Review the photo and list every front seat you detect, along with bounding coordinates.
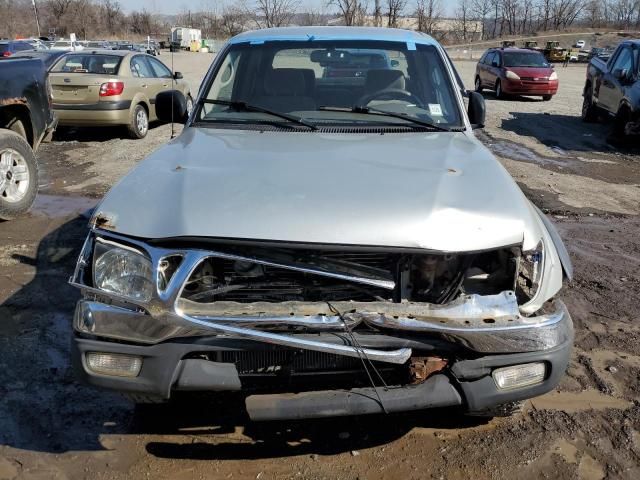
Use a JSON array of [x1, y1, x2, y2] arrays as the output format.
[[254, 69, 316, 113], [360, 69, 406, 100]]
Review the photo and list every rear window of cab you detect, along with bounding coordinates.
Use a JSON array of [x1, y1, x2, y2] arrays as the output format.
[[51, 54, 122, 75]]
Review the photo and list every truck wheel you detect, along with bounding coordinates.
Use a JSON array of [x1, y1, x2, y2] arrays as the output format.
[[127, 104, 149, 139], [0, 130, 38, 220], [581, 86, 598, 123], [612, 106, 631, 139], [474, 76, 483, 93]]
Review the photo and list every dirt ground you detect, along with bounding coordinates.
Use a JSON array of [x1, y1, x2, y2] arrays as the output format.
[[1, 52, 639, 480]]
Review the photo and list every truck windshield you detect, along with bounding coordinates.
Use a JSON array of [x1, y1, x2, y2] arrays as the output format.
[[503, 52, 549, 68], [198, 40, 463, 129]]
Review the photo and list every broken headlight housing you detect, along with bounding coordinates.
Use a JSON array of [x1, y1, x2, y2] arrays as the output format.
[[516, 240, 544, 303], [93, 240, 153, 301]]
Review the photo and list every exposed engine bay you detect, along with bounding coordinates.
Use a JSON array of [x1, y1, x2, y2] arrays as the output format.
[[176, 245, 530, 306]]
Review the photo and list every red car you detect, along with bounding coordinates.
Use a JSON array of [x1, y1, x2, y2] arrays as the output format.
[[475, 48, 559, 101]]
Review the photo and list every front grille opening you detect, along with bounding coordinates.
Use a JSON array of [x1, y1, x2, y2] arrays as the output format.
[[185, 349, 411, 392]]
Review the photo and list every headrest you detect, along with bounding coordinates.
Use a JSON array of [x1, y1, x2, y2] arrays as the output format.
[[264, 69, 307, 96], [364, 69, 405, 93]]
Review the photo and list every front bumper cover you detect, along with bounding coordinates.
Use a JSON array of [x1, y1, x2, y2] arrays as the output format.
[[72, 333, 572, 419]]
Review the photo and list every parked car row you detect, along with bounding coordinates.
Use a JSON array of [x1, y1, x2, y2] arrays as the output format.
[[0, 38, 162, 56]]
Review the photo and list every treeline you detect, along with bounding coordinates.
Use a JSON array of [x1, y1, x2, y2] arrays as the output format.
[[1, 0, 639, 43], [458, 0, 640, 40], [0, 0, 163, 39]]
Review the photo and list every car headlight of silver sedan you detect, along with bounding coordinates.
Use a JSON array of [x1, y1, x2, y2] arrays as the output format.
[[93, 240, 153, 301]]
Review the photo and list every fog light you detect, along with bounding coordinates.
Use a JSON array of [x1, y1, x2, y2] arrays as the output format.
[[86, 352, 142, 377], [492, 363, 546, 390]]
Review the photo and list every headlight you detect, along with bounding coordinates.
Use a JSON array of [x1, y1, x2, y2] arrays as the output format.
[[516, 240, 544, 303], [93, 240, 153, 301], [549, 71, 558, 81], [505, 70, 521, 80]]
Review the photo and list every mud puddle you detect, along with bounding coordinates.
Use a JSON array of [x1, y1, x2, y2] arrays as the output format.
[[480, 133, 640, 188], [30, 194, 97, 219]]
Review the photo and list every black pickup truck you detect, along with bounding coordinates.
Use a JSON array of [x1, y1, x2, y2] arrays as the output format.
[[0, 56, 57, 220], [582, 40, 640, 138]]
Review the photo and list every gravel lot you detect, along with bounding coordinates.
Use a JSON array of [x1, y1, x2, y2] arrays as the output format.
[[0, 51, 639, 480]]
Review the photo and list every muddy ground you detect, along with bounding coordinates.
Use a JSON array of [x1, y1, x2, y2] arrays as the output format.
[[0, 53, 639, 480]]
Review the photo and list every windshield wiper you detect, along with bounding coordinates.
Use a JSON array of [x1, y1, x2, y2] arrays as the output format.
[[202, 99, 317, 130], [318, 105, 459, 132]]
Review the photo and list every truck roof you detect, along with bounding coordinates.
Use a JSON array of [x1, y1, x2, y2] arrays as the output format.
[[229, 27, 438, 47]]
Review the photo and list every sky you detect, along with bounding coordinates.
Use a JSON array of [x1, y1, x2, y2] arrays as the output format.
[[120, 0, 458, 16]]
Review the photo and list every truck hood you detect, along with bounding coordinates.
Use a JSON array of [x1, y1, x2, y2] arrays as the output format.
[[94, 127, 542, 251]]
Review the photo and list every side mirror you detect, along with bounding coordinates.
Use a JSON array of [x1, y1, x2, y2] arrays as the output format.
[[173, 71, 183, 80], [613, 68, 628, 81], [467, 91, 486, 129], [155, 90, 188, 124]]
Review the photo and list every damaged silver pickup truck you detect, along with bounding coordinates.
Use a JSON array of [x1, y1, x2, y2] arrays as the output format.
[[70, 27, 574, 420]]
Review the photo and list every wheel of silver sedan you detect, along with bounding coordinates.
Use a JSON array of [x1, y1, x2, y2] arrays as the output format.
[[0, 147, 30, 203]]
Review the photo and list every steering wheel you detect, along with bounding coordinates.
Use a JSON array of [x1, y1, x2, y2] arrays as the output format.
[[358, 88, 424, 108]]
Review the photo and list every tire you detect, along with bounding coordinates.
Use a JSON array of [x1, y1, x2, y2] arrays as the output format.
[[474, 76, 483, 93], [612, 106, 631, 139], [185, 94, 194, 117], [495, 80, 505, 99], [127, 104, 149, 139], [0, 129, 38, 220], [542, 95, 552, 101], [581, 86, 598, 123]]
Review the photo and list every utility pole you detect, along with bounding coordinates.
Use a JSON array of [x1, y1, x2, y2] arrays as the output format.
[[32, 0, 42, 37]]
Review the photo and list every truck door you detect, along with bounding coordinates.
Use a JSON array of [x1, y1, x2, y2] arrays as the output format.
[[599, 46, 634, 115]]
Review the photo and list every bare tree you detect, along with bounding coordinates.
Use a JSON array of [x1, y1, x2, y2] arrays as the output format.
[[415, 0, 441, 35], [453, 0, 472, 42], [373, 0, 383, 25], [254, 0, 299, 27], [220, 6, 248, 37], [471, 0, 491, 39], [385, 0, 407, 27], [299, 8, 325, 25], [101, 0, 123, 36], [328, 0, 368, 26]]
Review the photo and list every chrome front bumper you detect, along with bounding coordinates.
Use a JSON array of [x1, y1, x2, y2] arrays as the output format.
[[71, 232, 574, 364]]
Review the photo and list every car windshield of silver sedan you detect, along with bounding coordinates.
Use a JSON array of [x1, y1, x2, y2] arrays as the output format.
[[196, 40, 463, 129]]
